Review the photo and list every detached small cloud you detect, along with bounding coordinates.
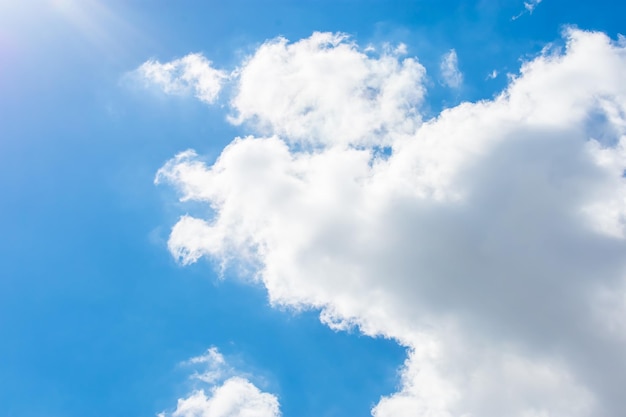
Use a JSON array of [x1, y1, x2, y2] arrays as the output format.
[[487, 69, 498, 79], [159, 347, 281, 417], [440, 49, 463, 88], [185, 347, 229, 384], [525, 0, 543, 13], [136, 53, 226, 104], [513, 0, 543, 19]]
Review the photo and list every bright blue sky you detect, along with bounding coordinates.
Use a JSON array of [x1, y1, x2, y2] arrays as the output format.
[[2, 1, 626, 417]]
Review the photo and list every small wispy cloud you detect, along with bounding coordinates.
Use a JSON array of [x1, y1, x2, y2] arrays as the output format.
[[185, 346, 229, 384], [440, 49, 463, 88], [524, 0, 543, 13], [136, 53, 227, 104], [513, 0, 543, 20]]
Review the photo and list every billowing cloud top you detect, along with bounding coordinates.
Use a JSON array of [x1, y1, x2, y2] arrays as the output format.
[[229, 32, 425, 147], [159, 348, 281, 417], [150, 29, 626, 417]]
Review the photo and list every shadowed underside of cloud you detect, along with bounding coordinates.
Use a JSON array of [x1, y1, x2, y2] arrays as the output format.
[[146, 29, 626, 417]]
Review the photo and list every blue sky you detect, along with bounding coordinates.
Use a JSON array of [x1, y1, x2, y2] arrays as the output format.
[[2, 1, 626, 417]]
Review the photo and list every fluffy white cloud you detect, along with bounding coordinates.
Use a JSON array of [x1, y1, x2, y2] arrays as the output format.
[[229, 32, 426, 147], [156, 30, 626, 417], [159, 348, 281, 417], [162, 378, 280, 417], [137, 53, 226, 103], [166, 378, 280, 417], [440, 49, 463, 88]]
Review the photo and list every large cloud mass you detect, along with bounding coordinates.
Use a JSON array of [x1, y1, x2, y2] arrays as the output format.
[[152, 29, 626, 417]]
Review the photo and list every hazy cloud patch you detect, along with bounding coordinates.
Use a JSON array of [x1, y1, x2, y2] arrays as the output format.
[[513, 0, 543, 20], [440, 49, 463, 88], [136, 53, 226, 103]]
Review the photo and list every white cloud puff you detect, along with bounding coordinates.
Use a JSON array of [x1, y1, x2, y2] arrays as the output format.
[[440, 49, 463, 88], [159, 348, 281, 417], [156, 30, 626, 417], [137, 53, 226, 103], [165, 378, 280, 417], [229, 32, 426, 147]]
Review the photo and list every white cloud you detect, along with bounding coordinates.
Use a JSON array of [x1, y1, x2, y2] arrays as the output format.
[[156, 30, 626, 417], [525, 0, 543, 13], [187, 347, 226, 366], [160, 348, 281, 417], [439, 49, 463, 88], [167, 378, 280, 417], [184, 347, 230, 384], [228, 32, 426, 147], [513, 0, 543, 19], [137, 53, 226, 104]]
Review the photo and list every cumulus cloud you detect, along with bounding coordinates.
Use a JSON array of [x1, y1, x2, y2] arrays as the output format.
[[229, 32, 426, 147], [159, 347, 281, 417], [155, 30, 626, 417], [163, 378, 280, 417], [137, 53, 226, 103], [439, 49, 463, 88]]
